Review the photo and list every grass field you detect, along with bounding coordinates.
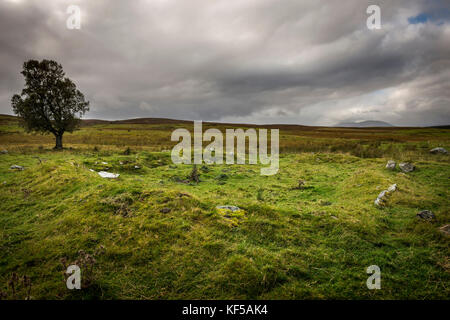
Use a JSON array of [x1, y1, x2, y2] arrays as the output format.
[[0, 114, 449, 299]]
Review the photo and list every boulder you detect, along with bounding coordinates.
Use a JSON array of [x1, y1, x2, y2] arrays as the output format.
[[216, 205, 241, 212], [438, 225, 450, 236], [160, 207, 171, 214], [374, 198, 383, 206], [387, 184, 397, 192], [1, 150, 8, 154], [429, 147, 447, 154], [386, 160, 396, 170], [98, 171, 120, 179], [416, 210, 435, 221], [378, 190, 388, 199], [10, 165, 24, 170], [399, 162, 415, 173], [374, 184, 397, 206]]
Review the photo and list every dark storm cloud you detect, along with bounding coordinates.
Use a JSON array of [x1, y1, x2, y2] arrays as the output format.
[[0, 0, 449, 126]]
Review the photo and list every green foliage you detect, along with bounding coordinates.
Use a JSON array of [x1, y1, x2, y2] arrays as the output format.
[[11, 60, 89, 149]]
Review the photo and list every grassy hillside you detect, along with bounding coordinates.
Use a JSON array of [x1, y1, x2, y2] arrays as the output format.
[[0, 115, 449, 299]]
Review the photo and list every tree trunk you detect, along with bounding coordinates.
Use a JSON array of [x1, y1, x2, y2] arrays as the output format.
[[54, 134, 63, 150]]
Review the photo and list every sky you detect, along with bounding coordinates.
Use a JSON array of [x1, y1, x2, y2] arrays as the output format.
[[0, 0, 449, 126]]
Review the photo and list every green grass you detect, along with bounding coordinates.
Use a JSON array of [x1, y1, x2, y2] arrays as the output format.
[[0, 116, 449, 299]]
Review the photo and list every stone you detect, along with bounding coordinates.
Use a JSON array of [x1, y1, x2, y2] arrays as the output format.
[[377, 190, 388, 199], [399, 162, 415, 173], [430, 147, 447, 154], [438, 225, 450, 236], [216, 205, 241, 212], [98, 171, 120, 179], [374, 184, 397, 206], [134, 165, 140, 169], [1, 150, 8, 154], [386, 160, 396, 170], [160, 208, 171, 214], [416, 210, 435, 221], [10, 165, 24, 170], [89, 169, 95, 172], [387, 184, 397, 192]]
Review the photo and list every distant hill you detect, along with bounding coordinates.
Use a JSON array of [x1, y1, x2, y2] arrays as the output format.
[[3, 114, 447, 128], [335, 120, 394, 128]]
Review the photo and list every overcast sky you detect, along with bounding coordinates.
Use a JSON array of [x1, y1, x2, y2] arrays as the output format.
[[0, 0, 449, 126]]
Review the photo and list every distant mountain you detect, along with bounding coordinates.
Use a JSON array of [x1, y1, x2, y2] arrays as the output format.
[[335, 120, 394, 128]]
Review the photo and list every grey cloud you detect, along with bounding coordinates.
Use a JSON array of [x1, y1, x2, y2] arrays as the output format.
[[0, 0, 449, 126]]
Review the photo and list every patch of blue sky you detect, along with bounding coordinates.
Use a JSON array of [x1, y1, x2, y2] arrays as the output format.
[[408, 7, 450, 25]]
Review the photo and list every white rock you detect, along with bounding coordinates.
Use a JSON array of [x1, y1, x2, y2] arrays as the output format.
[[98, 171, 119, 179], [377, 190, 388, 199], [430, 147, 447, 154], [10, 165, 24, 170], [101, 162, 108, 165], [89, 169, 96, 172], [216, 205, 241, 212], [387, 184, 397, 192], [386, 160, 396, 170]]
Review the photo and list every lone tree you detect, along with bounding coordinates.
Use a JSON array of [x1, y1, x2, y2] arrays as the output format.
[[11, 59, 89, 149]]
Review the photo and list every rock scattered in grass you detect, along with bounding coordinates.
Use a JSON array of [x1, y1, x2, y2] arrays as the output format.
[[1, 150, 7, 154], [430, 147, 447, 154], [89, 169, 95, 172], [438, 225, 450, 236], [216, 205, 241, 212], [10, 165, 24, 170], [374, 184, 397, 206], [160, 207, 171, 213], [387, 184, 397, 192], [399, 162, 415, 173], [386, 160, 396, 170], [416, 210, 435, 221], [98, 171, 120, 179]]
